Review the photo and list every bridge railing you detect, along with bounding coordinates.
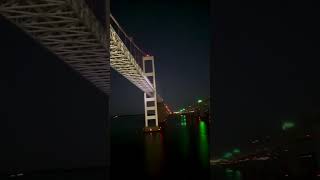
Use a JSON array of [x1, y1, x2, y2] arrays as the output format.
[[110, 14, 145, 69]]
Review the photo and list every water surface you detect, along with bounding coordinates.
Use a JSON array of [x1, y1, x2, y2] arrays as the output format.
[[111, 114, 210, 179]]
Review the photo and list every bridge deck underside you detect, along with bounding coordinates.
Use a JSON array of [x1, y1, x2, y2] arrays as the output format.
[[0, 0, 110, 94], [110, 26, 154, 94]]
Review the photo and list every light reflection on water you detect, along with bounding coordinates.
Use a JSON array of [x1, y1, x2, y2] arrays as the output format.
[[111, 114, 210, 179], [179, 115, 190, 158], [211, 167, 244, 180], [199, 120, 209, 168], [144, 132, 164, 177], [225, 168, 242, 180]]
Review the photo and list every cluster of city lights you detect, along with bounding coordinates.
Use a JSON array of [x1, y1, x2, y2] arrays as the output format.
[[222, 148, 241, 159], [282, 121, 295, 131], [174, 99, 203, 114]]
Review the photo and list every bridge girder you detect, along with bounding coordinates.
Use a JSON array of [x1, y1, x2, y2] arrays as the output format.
[[110, 26, 154, 94], [0, 0, 111, 94]]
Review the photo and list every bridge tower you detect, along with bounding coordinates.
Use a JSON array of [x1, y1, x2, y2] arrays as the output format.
[[143, 55, 160, 131]]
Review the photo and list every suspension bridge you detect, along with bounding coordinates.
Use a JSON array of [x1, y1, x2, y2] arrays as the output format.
[[0, 0, 172, 131]]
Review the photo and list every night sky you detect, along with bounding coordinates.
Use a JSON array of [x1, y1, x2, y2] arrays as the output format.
[[212, 1, 320, 155], [110, 0, 210, 115]]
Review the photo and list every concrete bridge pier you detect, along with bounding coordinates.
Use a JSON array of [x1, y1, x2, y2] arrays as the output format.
[[143, 56, 160, 132]]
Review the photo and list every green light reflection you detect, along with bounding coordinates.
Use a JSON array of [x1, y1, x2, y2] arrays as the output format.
[[225, 169, 242, 180], [180, 115, 187, 126], [179, 115, 189, 158], [235, 170, 242, 180], [199, 120, 209, 168]]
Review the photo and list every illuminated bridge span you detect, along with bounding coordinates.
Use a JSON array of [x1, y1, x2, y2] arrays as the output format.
[[0, 0, 171, 130]]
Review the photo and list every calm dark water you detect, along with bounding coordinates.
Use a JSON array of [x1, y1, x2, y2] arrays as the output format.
[[1, 114, 208, 179], [111, 114, 210, 179], [211, 158, 320, 180], [4, 114, 319, 180], [211, 166, 319, 180]]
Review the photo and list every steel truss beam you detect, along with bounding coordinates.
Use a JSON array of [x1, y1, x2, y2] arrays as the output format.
[[110, 26, 154, 94], [0, 0, 110, 94]]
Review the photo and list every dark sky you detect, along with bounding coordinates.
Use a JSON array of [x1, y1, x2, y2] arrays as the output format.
[[110, 0, 210, 115], [212, 0, 320, 155]]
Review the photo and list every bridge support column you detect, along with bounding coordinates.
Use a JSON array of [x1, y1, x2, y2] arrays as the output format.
[[143, 56, 159, 132]]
